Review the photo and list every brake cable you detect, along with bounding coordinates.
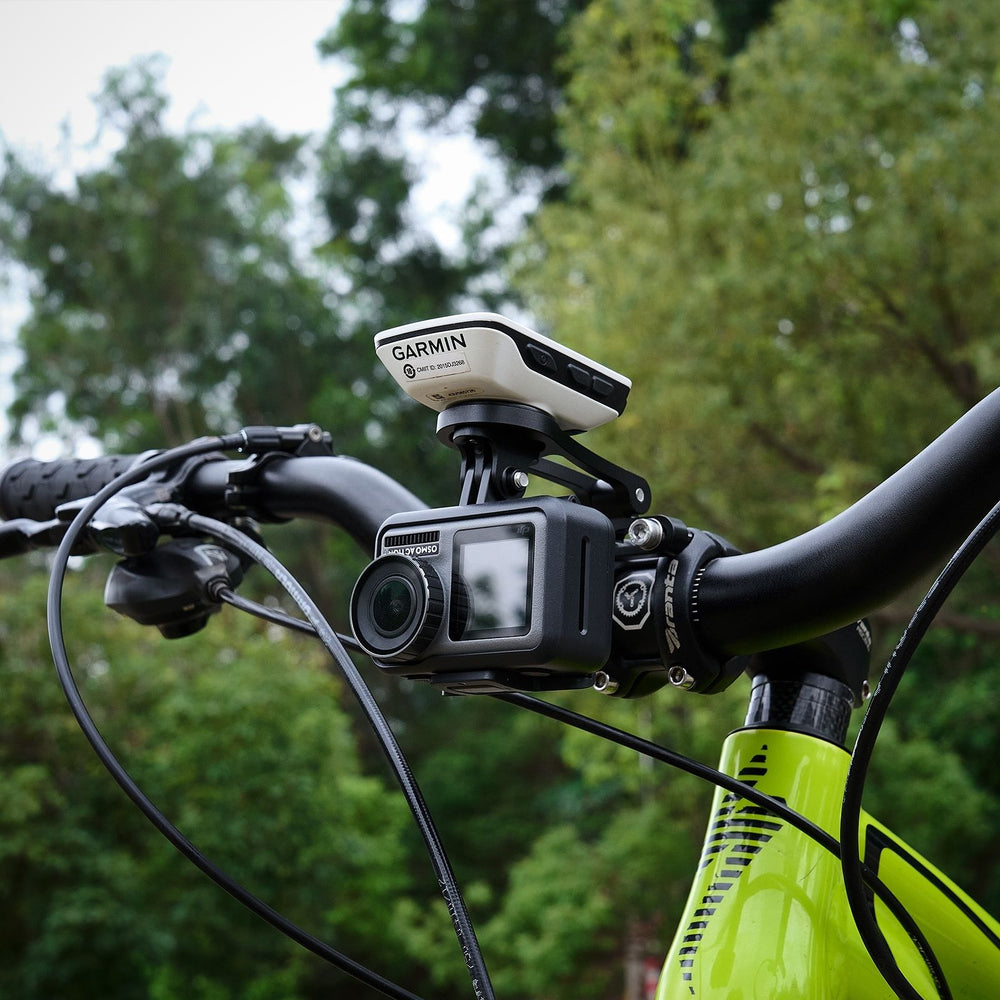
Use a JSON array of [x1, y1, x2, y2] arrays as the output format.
[[44, 435, 487, 1000], [841, 497, 1000, 1000], [494, 688, 951, 993], [169, 506, 495, 1000]]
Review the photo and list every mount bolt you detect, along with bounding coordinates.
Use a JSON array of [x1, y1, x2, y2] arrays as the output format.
[[626, 517, 664, 550]]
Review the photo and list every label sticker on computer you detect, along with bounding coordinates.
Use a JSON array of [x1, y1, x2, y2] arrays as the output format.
[[400, 350, 471, 382]]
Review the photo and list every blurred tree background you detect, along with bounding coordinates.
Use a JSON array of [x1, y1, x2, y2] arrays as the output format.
[[1, 0, 999, 997]]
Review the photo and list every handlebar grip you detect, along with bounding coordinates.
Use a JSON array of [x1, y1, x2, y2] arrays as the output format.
[[0, 455, 142, 522]]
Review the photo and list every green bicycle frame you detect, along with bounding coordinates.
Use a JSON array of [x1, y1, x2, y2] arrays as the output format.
[[657, 727, 1000, 999]]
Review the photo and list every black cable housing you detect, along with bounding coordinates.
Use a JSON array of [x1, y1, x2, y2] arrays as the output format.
[[176, 509, 495, 1000], [493, 688, 947, 976], [840, 498, 1000, 1000], [44, 436, 429, 1000]]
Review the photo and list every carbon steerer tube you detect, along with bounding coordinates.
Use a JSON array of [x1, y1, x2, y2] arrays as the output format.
[[695, 386, 1000, 656]]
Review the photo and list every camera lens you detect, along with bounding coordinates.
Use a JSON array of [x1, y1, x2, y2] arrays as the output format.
[[371, 577, 417, 637], [350, 554, 444, 661]]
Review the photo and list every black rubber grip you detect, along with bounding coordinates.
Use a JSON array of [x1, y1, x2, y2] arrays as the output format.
[[0, 455, 140, 522]]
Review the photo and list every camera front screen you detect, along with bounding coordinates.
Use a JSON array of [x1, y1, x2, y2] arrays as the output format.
[[450, 524, 533, 640]]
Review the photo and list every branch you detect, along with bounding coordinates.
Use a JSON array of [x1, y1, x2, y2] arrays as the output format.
[[871, 606, 1000, 640], [748, 421, 826, 476], [861, 276, 981, 410]]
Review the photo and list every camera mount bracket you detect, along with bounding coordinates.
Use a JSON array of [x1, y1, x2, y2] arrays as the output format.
[[436, 401, 651, 520]]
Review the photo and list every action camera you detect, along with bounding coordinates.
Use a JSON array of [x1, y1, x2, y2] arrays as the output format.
[[350, 497, 615, 692]]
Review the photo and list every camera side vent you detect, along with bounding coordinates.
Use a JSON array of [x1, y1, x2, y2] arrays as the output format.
[[382, 530, 441, 550]]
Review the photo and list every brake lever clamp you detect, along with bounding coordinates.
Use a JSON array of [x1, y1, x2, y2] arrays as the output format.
[[224, 424, 336, 522], [237, 423, 333, 455]]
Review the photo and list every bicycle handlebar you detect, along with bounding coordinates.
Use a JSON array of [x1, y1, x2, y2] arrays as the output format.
[[182, 455, 426, 549], [1, 386, 998, 659], [0, 454, 143, 523], [0, 451, 425, 553], [698, 386, 1000, 656]]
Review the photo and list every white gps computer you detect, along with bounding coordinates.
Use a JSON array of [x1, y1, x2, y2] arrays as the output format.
[[374, 313, 631, 432]]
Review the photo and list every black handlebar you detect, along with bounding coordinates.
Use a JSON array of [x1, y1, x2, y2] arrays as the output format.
[[697, 386, 1000, 655], [2, 387, 998, 658], [183, 455, 426, 551], [0, 451, 425, 554]]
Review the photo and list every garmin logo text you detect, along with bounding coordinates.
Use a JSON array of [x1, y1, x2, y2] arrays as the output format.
[[391, 333, 468, 361], [663, 558, 681, 654]]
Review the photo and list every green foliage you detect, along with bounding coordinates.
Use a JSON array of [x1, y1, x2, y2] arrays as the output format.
[[312, 0, 589, 392], [0, 59, 328, 449], [321, 0, 586, 172], [3, 1, 1000, 995], [0, 56, 453, 505], [521, 0, 1000, 925], [480, 825, 618, 998], [525, 0, 1000, 544], [0, 567, 412, 999]]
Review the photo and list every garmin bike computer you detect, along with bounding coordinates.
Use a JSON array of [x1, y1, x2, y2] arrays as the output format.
[[374, 312, 631, 432]]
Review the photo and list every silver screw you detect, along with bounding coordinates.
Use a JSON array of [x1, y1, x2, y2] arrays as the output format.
[[511, 470, 530, 490], [862, 680, 872, 701], [626, 517, 663, 550], [667, 665, 696, 690], [593, 671, 619, 695], [635, 487, 646, 504]]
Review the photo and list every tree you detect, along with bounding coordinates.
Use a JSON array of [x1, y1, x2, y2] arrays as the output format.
[[524, 0, 1000, 541], [0, 567, 416, 999], [6, 2, 999, 995], [520, 0, 1000, 919], [0, 56, 453, 505], [1, 58, 323, 449]]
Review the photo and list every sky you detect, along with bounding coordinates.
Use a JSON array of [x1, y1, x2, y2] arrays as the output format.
[[0, 0, 350, 452], [0, 0, 493, 456], [0, 0, 348, 156]]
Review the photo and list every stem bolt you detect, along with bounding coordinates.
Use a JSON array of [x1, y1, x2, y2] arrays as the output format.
[[593, 671, 619, 695], [668, 665, 696, 690]]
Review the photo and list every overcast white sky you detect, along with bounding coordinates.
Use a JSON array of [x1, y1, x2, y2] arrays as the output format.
[[0, 0, 348, 156]]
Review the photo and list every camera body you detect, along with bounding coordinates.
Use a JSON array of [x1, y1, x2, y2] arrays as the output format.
[[350, 497, 615, 692]]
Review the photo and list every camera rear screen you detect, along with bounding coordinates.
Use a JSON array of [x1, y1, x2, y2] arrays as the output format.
[[450, 524, 533, 640]]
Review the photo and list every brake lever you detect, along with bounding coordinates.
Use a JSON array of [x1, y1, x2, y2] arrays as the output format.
[[0, 518, 99, 558], [55, 494, 161, 557]]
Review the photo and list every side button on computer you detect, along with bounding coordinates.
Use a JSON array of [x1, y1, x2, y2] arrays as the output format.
[[567, 362, 594, 391], [526, 343, 558, 372]]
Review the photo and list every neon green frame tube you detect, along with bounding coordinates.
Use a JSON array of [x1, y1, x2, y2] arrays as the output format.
[[656, 728, 1000, 999]]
